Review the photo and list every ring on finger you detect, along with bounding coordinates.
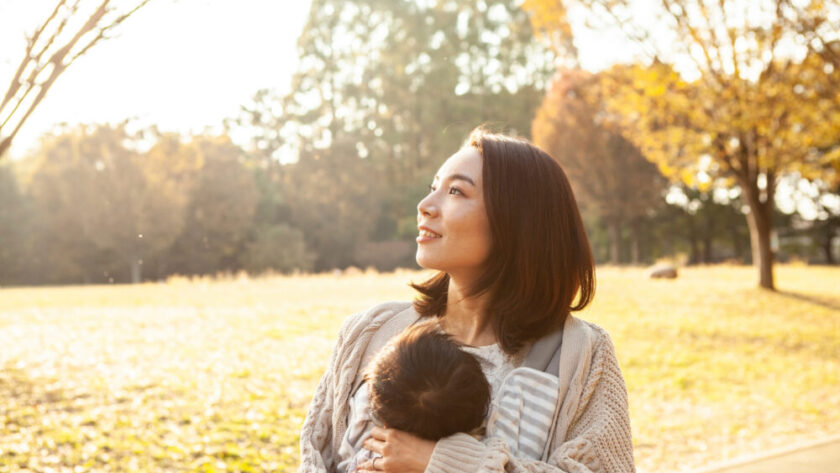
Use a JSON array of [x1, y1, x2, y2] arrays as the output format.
[[372, 457, 379, 470]]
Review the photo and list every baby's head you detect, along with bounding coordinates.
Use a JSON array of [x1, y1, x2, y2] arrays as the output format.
[[364, 319, 490, 440]]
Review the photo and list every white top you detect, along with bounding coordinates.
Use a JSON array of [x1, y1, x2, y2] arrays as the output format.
[[460, 342, 526, 423]]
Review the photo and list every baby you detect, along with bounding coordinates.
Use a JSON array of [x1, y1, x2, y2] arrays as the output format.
[[337, 319, 562, 471], [337, 319, 491, 472]]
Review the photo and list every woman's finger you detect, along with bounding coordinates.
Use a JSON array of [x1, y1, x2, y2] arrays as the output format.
[[363, 437, 385, 454], [368, 426, 388, 440], [355, 458, 375, 472]]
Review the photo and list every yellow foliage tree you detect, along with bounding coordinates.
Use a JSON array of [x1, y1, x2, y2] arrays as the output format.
[[524, 0, 840, 289]]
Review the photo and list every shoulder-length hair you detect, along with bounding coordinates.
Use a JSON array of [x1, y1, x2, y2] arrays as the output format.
[[411, 127, 595, 355]]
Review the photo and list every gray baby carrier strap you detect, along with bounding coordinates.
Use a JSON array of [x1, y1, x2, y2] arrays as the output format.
[[520, 324, 565, 462], [523, 325, 564, 374]]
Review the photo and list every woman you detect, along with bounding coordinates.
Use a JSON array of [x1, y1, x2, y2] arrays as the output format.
[[299, 128, 635, 473]]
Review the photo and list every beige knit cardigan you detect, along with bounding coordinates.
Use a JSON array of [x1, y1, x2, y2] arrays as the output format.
[[298, 301, 635, 473]]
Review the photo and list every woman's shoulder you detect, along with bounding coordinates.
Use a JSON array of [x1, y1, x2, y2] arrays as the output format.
[[335, 301, 419, 392], [339, 300, 414, 331], [336, 301, 417, 349], [564, 315, 615, 348], [558, 316, 622, 376]]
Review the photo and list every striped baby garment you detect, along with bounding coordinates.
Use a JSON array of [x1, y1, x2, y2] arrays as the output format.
[[485, 366, 560, 460]]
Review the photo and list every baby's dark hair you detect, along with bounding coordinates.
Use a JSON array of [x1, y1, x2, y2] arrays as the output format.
[[364, 319, 491, 441]]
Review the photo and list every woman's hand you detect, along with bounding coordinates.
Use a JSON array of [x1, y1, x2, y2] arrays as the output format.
[[356, 426, 436, 473]]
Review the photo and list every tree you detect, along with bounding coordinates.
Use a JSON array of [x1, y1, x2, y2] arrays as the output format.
[[524, 0, 840, 289], [278, 139, 383, 270], [26, 123, 192, 283], [0, 165, 30, 284], [0, 0, 153, 158], [232, 0, 556, 270], [777, 173, 840, 264], [533, 70, 667, 264], [669, 185, 752, 264], [240, 224, 315, 274], [164, 136, 259, 275]]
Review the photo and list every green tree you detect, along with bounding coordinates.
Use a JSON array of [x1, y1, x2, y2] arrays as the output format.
[[0, 165, 30, 284], [240, 224, 314, 274], [671, 186, 752, 264], [233, 0, 556, 269], [279, 139, 383, 270], [165, 136, 259, 275], [26, 124, 191, 283]]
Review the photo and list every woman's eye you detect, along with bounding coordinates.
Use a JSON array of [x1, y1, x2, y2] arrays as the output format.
[[427, 184, 462, 195]]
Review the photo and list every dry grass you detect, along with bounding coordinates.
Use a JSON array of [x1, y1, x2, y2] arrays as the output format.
[[1, 265, 838, 472]]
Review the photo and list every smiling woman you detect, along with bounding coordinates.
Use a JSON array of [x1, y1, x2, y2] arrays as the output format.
[[299, 127, 634, 473], [415, 146, 492, 286]]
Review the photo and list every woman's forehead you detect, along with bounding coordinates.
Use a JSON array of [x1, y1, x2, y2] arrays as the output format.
[[435, 147, 482, 182]]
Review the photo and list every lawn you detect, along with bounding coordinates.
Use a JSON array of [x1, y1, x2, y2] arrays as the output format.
[[0, 265, 838, 472]]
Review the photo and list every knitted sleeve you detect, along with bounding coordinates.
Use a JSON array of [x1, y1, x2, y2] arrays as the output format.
[[298, 310, 362, 473], [425, 329, 635, 473], [298, 302, 413, 473]]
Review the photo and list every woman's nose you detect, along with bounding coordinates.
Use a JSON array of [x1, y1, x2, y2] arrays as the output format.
[[417, 193, 437, 218]]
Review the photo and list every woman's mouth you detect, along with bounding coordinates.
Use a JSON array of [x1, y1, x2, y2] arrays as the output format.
[[417, 228, 442, 242]]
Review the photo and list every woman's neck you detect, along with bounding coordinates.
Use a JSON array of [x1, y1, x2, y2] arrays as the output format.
[[441, 277, 496, 347]]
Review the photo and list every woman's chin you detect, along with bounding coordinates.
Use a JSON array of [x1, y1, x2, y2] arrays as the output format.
[[415, 253, 442, 271]]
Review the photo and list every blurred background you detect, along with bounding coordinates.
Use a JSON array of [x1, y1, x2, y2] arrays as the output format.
[[0, 0, 836, 287], [0, 1, 838, 472]]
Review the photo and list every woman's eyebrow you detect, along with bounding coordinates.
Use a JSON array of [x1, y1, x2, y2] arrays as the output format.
[[433, 173, 476, 186]]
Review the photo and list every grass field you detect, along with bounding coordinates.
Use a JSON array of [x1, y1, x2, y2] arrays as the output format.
[[1, 265, 838, 472]]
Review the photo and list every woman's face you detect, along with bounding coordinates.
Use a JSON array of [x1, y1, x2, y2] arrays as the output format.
[[416, 147, 492, 280]]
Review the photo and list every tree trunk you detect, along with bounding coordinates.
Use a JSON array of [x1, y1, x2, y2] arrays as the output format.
[[609, 220, 621, 265], [701, 236, 712, 263], [130, 259, 142, 284], [743, 191, 775, 290], [689, 234, 699, 265], [630, 220, 640, 265], [731, 227, 745, 263], [824, 223, 836, 265]]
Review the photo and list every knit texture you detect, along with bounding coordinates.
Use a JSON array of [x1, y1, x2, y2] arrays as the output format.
[[298, 301, 635, 473]]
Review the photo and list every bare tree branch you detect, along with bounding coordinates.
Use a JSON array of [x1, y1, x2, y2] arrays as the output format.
[[0, 0, 153, 158], [0, 0, 67, 112]]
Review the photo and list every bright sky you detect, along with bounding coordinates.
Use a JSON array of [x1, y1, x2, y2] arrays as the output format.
[[0, 0, 312, 160], [1, 1, 832, 218], [0, 0, 653, 162]]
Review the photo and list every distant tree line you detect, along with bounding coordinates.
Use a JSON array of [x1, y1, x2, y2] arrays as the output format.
[[0, 117, 832, 286], [1, 0, 838, 286]]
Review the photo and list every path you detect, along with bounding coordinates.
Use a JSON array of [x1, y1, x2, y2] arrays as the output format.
[[690, 437, 840, 473]]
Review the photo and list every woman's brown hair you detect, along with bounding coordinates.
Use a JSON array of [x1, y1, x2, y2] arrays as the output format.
[[411, 127, 595, 355]]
